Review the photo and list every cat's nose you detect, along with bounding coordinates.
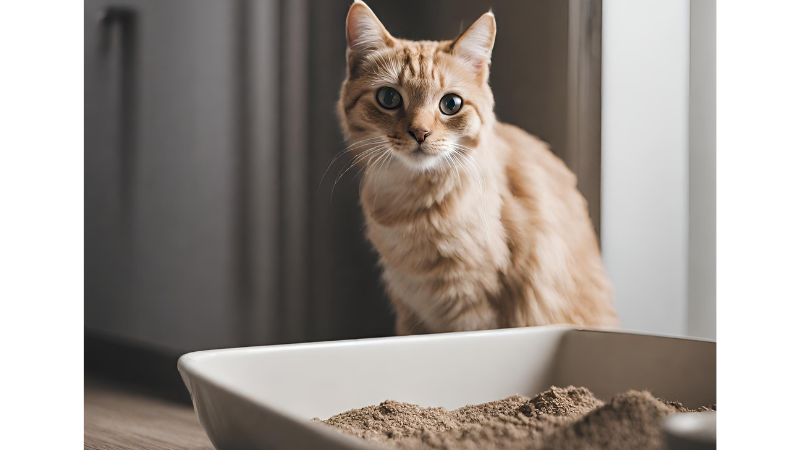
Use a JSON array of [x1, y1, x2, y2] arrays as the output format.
[[408, 128, 431, 144]]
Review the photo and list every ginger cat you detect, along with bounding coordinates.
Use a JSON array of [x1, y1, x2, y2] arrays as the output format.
[[337, 1, 618, 335]]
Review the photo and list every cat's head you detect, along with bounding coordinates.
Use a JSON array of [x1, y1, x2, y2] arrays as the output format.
[[337, 1, 496, 171]]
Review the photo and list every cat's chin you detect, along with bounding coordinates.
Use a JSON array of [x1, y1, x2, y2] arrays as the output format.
[[396, 149, 445, 172]]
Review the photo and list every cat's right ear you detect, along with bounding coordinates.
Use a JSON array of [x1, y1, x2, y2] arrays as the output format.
[[346, 1, 393, 72]]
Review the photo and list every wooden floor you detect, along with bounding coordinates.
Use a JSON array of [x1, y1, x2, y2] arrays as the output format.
[[85, 379, 214, 450]]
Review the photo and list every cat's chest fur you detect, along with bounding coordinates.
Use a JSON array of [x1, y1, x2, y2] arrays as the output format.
[[360, 167, 510, 331], [362, 165, 506, 272]]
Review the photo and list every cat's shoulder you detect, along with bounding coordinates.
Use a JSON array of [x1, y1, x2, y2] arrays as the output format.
[[494, 121, 577, 186], [494, 122, 547, 150], [495, 123, 564, 165]]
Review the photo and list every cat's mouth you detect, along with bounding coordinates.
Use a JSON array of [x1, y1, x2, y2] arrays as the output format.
[[410, 146, 428, 157]]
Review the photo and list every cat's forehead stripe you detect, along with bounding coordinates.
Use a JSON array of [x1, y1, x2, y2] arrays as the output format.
[[418, 53, 427, 78], [365, 43, 449, 84]]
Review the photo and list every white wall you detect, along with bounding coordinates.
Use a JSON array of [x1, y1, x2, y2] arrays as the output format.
[[601, 0, 690, 336]]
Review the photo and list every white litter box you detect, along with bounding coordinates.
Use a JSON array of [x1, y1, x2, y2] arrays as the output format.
[[178, 326, 716, 449]]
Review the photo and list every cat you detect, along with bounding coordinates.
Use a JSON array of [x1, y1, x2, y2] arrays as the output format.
[[336, 1, 618, 335]]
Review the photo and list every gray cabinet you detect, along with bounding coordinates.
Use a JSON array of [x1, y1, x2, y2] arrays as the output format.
[[85, 0, 601, 355], [85, 0, 251, 351]]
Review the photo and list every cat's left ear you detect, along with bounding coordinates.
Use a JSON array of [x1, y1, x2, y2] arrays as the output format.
[[450, 12, 496, 81]]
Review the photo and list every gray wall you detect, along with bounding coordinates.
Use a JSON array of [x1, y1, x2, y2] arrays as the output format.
[[85, 0, 604, 353]]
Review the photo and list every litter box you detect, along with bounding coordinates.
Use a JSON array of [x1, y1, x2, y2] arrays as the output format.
[[178, 325, 715, 449]]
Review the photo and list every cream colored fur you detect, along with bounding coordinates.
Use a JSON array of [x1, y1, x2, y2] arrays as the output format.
[[337, 1, 618, 334]]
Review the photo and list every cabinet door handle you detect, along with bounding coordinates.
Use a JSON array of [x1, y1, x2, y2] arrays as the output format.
[[98, 6, 138, 214]]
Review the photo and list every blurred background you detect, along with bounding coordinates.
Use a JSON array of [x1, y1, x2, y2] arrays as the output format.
[[85, 0, 715, 399]]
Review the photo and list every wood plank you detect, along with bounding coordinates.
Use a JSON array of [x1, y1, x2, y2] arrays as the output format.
[[84, 380, 213, 450]]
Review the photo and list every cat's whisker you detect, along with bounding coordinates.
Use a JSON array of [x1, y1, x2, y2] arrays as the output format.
[[370, 149, 393, 212], [335, 137, 386, 163], [451, 150, 473, 192], [451, 154, 464, 188], [346, 135, 386, 150], [442, 151, 460, 186], [334, 145, 385, 187], [332, 142, 386, 183], [452, 148, 490, 243], [464, 154, 491, 243], [441, 153, 453, 176], [404, 314, 427, 334], [351, 146, 389, 192], [330, 145, 388, 204], [461, 151, 487, 190], [361, 148, 390, 204], [454, 149, 486, 198], [329, 149, 381, 200], [319, 136, 387, 194]]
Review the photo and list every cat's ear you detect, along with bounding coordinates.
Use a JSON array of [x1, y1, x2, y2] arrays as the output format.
[[346, 1, 393, 70], [450, 12, 496, 81]]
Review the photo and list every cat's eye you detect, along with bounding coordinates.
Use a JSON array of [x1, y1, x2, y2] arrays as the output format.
[[439, 94, 463, 115], [376, 87, 402, 109]]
